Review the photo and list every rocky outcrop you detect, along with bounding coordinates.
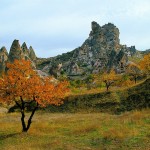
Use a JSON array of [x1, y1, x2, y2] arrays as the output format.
[[0, 47, 8, 74], [70, 22, 121, 74], [40, 21, 136, 77], [0, 21, 143, 78], [8, 39, 37, 63]]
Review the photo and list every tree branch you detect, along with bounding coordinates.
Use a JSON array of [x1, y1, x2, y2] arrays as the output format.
[[15, 101, 22, 110]]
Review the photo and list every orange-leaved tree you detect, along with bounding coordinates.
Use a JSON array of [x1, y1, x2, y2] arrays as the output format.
[[101, 70, 118, 91], [0, 59, 69, 132], [139, 53, 150, 77]]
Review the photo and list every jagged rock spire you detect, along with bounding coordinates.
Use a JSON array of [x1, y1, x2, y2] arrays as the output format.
[[29, 46, 36, 61], [0, 46, 8, 56], [8, 39, 24, 62], [91, 21, 101, 34], [21, 42, 29, 56]]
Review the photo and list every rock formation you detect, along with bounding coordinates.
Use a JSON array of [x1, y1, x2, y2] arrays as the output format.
[[8, 40, 24, 62], [0, 47, 8, 74], [0, 21, 144, 78], [21, 42, 30, 59], [0, 39, 37, 74], [39, 21, 138, 77], [29, 46, 36, 61]]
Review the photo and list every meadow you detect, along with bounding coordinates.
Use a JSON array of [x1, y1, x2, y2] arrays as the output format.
[[0, 109, 150, 150]]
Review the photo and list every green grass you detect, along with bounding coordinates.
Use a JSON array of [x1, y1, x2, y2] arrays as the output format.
[[0, 110, 150, 150]]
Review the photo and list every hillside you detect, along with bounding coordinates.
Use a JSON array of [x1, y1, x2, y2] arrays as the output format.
[[120, 78, 150, 111], [44, 78, 150, 113]]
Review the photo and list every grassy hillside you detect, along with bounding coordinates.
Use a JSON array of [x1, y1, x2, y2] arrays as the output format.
[[120, 78, 150, 112], [0, 79, 149, 150], [0, 110, 150, 150], [8, 78, 150, 114], [45, 78, 150, 113]]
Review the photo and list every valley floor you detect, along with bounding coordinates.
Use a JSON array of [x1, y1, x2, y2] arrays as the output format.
[[0, 110, 150, 150]]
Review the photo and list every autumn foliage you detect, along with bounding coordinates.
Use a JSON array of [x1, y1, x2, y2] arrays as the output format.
[[125, 63, 141, 84], [139, 53, 150, 77], [0, 59, 69, 132], [101, 70, 118, 91]]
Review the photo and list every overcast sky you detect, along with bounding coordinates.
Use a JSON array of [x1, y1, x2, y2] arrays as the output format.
[[0, 0, 150, 58]]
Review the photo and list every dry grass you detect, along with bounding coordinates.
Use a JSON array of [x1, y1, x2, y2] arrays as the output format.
[[0, 109, 150, 150]]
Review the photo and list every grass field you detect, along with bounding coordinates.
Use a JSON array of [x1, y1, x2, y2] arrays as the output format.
[[0, 109, 150, 150]]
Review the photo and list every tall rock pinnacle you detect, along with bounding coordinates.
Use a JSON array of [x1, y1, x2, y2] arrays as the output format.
[[29, 46, 36, 61], [8, 40, 24, 62], [0, 47, 8, 74], [21, 42, 29, 56]]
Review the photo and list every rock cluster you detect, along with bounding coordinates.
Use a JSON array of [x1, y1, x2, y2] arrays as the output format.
[[0, 40, 37, 74], [0, 21, 141, 78]]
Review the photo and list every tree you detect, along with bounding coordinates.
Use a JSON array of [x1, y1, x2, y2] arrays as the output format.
[[126, 63, 141, 84], [85, 74, 95, 90], [101, 70, 117, 91], [119, 74, 133, 87], [0, 59, 69, 132], [139, 53, 150, 77]]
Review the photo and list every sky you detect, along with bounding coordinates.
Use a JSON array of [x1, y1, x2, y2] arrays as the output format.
[[0, 0, 150, 58]]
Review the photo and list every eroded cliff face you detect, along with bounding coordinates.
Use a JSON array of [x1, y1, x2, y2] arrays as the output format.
[[41, 21, 138, 78], [69, 22, 121, 74]]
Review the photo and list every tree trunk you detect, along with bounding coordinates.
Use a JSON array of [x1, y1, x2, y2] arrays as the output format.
[[105, 82, 110, 91], [15, 99, 27, 132], [20, 97, 27, 132], [134, 77, 137, 84], [21, 110, 27, 132], [22, 102, 38, 132], [26, 103, 39, 131], [106, 85, 109, 91], [16, 99, 39, 132]]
